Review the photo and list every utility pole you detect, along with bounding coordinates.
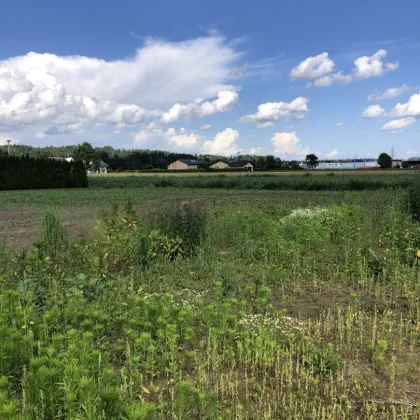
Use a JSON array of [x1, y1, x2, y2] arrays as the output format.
[[391, 145, 395, 159], [6, 140, 11, 155]]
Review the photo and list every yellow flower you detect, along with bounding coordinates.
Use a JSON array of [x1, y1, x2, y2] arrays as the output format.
[[417, 250, 420, 258]]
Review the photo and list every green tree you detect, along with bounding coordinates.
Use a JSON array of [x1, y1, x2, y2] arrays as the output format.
[[377, 152, 392, 169], [256, 156, 267, 170], [265, 155, 277, 169], [305, 154, 319, 170], [73, 142, 99, 171]]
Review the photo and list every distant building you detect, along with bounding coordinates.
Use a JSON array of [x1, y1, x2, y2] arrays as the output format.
[[407, 157, 420, 168], [168, 159, 210, 170], [50, 156, 109, 173], [87, 160, 109, 174], [300, 159, 380, 170], [210, 160, 254, 171]]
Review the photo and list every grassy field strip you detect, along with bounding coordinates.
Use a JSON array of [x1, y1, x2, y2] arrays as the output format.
[[89, 169, 419, 177]]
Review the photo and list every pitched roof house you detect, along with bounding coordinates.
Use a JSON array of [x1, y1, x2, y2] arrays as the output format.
[[168, 159, 210, 169], [210, 160, 254, 171]]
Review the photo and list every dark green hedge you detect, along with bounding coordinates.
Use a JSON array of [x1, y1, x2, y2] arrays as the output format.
[[0, 155, 88, 190]]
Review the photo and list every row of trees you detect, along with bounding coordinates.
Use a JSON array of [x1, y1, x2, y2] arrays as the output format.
[[0, 155, 88, 190]]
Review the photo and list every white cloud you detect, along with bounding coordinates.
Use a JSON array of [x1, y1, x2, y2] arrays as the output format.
[[271, 132, 310, 157], [249, 146, 266, 155], [0, 35, 243, 138], [326, 149, 339, 158], [2, 36, 239, 109], [362, 104, 385, 118], [388, 92, 420, 117], [367, 84, 412, 101], [334, 122, 345, 129], [300, 50, 398, 87], [239, 97, 309, 126], [257, 122, 274, 128], [382, 117, 416, 131], [160, 90, 238, 124], [290, 52, 335, 80], [134, 126, 200, 150], [200, 124, 212, 130], [202, 128, 239, 155], [165, 127, 200, 148]]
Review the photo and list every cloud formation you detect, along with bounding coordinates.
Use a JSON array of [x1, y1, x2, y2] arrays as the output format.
[[160, 91, 238, 124], [203, 128, 240, 155], [362, 104, 385, 118], [367, 84, 412, 101], [326, 149, 339, 158], [291, 50, 398, 87], [388, 92, 420, 117], [239, 97, 309, 127], [334, 122, 345, 129], [382, 117, 416, 131], [0, 35, 242, 138], [271, 132, 310, 157], [290, 52, 335, 80]]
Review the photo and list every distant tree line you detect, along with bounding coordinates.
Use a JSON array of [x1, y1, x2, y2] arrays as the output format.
[[0, 154, 88, 190], [1, 144, 305, 171]]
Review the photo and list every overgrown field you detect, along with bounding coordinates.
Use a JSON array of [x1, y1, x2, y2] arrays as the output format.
[[89, 173, 416, 191], [0, 183, 420, 419]]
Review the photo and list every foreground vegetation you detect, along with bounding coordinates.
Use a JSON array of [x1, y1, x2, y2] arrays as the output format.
[[0, 183, 420, 418]]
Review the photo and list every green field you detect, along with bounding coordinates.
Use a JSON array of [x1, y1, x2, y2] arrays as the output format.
[[88, 173, 416, 190], [0, 178, 420, 418]]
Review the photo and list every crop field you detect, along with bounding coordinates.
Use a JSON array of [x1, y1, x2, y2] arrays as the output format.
[[88, 173, 416, 191], [90, 169, 417, 177], [0, 177, 420, 418]]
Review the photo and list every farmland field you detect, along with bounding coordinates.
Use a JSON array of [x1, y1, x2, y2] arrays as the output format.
[[88, 172, 416, 190], [89, 169, 418, 177], [0, 177, 420, 418]]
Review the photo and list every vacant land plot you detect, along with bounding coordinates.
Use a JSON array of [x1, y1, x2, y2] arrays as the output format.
[[0, 181, 419, 418]]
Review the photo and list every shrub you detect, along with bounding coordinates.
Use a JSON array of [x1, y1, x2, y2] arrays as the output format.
[[407, 180, 420, 221], [37, 212, 68, 257], [149, 200, 207, 255]]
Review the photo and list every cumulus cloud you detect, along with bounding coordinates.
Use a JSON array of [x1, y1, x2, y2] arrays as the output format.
[[239, 97, 309, 127], [367, 84, 412, 101], [326, 149, 339, 158], [202, 128, 240, 155], [165, 127, 200, 148], [295, 50, 398, 87], [290, 52, 335, 80], [249, 146, 267, 155], [334, 122, 345, 129], [271, 132, 310, 157], [362, 104, 385, 118], [388, 92, 420, 117], [382, 117, 416, 131], [3, 36, 239, 108], [160, 91, 238, 124], [0, 35, 243, 138], [134, 126, 200, 150], [200, 124, 212, 130], [134, 125, 239, 154]]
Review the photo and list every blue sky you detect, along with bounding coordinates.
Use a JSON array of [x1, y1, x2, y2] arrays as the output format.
[[1, 0, 419, 159]]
